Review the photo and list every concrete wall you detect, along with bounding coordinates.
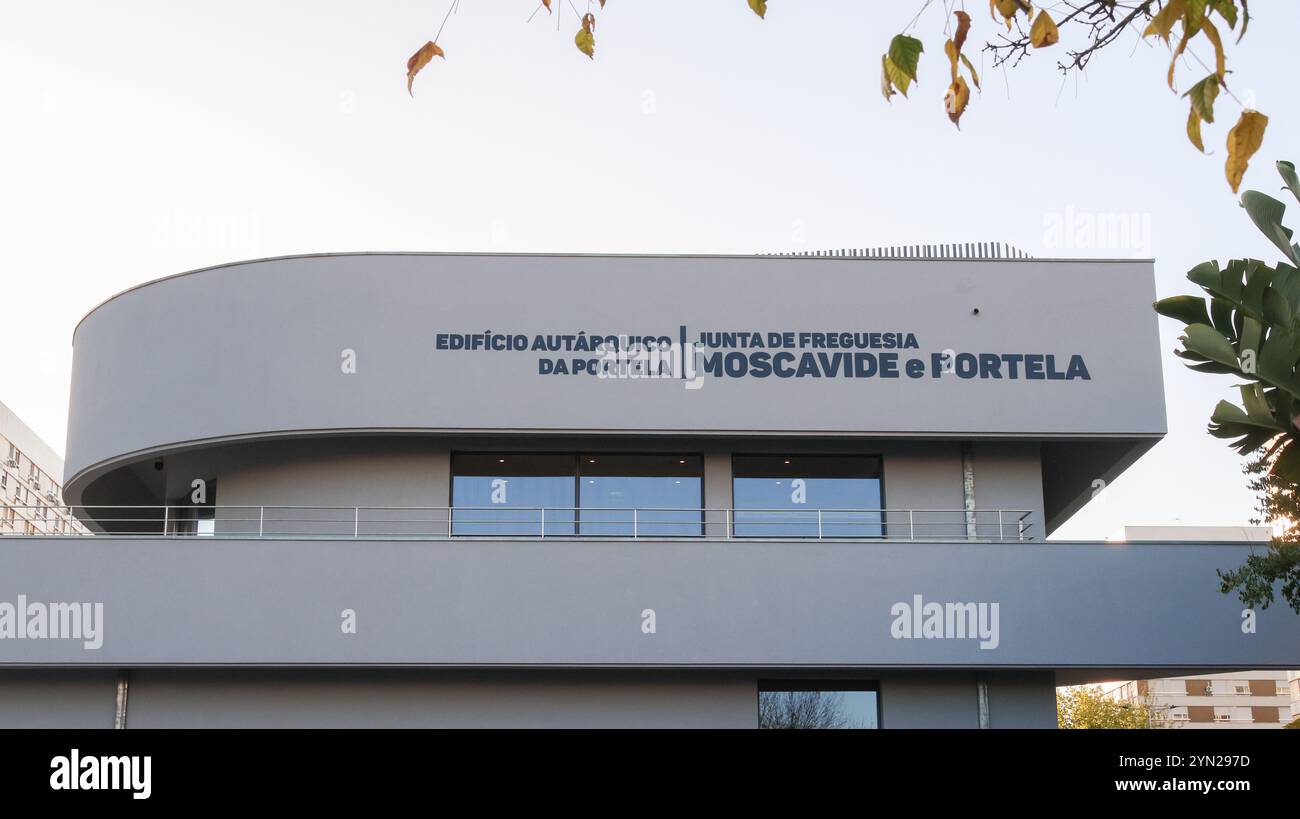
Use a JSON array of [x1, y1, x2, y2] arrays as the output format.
[[0, 670, 119, 728], [63, 253, 1165, 533], [972, 442, 1045, 540], [2, 535, 1296, 670], [0, 668, 1056, 728], [150, 435, 1045, 541]]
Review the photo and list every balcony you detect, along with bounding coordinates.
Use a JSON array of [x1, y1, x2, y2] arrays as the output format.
[[0, 505, 1036, 541], [0, 506, 1298, 673]]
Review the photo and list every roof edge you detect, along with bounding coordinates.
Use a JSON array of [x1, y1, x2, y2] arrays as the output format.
[[72, 251, 1158, 341]]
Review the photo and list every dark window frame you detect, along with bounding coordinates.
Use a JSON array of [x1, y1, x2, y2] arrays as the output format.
[[450, 452, 706, 537], [731, 453, 887, 539]]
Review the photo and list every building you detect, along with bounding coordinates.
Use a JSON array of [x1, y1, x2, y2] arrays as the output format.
[[1107, 673, 1293, 728], [1, 251, 1298, 728], [1102, 526, 1298, 728], [0, 399, 82, 537]]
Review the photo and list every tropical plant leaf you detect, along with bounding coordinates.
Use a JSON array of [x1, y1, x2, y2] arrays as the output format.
[[1154, 295, 1212, 326], [1182, 322, 1244, 370]]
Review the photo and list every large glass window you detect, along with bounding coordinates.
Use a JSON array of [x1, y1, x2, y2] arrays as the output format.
[[452, 454, 577, 536], [578, 454, 702, 536], [451, 453, 702, 536], [733, 455, 883, 538], [758, 682, 880, 729]]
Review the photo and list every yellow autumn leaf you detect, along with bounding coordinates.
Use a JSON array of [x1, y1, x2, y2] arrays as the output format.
[[406, 40, 445, 96], [880, 55, 896, 102], [945, 75, 971, 128], [1201, 16, 1226, 82], [1225, 110, 1268, 193], [575, 26, 595, 59], [1030, 11, 1059, 48], [1167, 22, 1191, 89], [1187, 107, 1205, 153], [944, 39, 959, 82], [748, 0, 766, 19], [989, 0, 1027, 31], [1143, 0, 1187, 42], [960, 53, 981, 90]]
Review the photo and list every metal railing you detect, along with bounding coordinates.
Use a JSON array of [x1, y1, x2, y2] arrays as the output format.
[[0, 505, 1035, 542]]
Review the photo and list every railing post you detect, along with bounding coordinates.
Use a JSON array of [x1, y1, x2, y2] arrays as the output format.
[[354, 507, 360, 538], [258, 506, 264, 538], [909, 510, 915, 541], [540, 508, 546, 539], [997, 509, 1004, 542], [162, 505, 169, 536], [632, 508, 638, 539], [726, 508, 733, 539], [447, 507, 453, 538], [817, 509, 823, 540]]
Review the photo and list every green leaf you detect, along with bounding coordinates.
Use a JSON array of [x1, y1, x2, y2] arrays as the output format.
[[1278, 161, 1300, 207], [1182, 322, 1244, 370], [575, 27, 595, 59], [1240, 382, 1276, 424], [1241, 259, 1271, 313], [1272, 439, 1300, 483], [886, 34, 924, 96], [1263, 287, 1294, 328], [1240, 315, 1262, 362], [1210, 296, 1237, 341], [1210, 0, 1238, 28], [1256, 327, 1300, 394], [1185, 0, 1208, 35], [1154, 295, 1211, 326], [1210, 399, 1280, 431], [1188, 361, 1240, 374], [1184, 74, 1219, 124], [1187, 260, 1223, 292], [1242, 191, 1300, 268]]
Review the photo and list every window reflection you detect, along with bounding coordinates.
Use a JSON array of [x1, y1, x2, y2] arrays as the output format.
[[758, 682, 880, 729], [451, 453, 702, 537], [733, 455, 883, 538], [578, 454, 702, 537], [451, 454, 576, 536]]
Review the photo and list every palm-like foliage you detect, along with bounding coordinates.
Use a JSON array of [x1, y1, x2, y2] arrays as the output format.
[[1156, 161, 1300, 481]]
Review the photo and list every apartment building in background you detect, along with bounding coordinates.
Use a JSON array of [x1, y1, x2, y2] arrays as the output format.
[[1104, 526, 1298, 728], [1, 251, 1298, 728], [1107, 672, 1293, 728], [0, 399, 82, 536]]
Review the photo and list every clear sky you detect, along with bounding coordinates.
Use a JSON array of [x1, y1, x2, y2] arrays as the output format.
[[1, 1, 1295, 538]]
